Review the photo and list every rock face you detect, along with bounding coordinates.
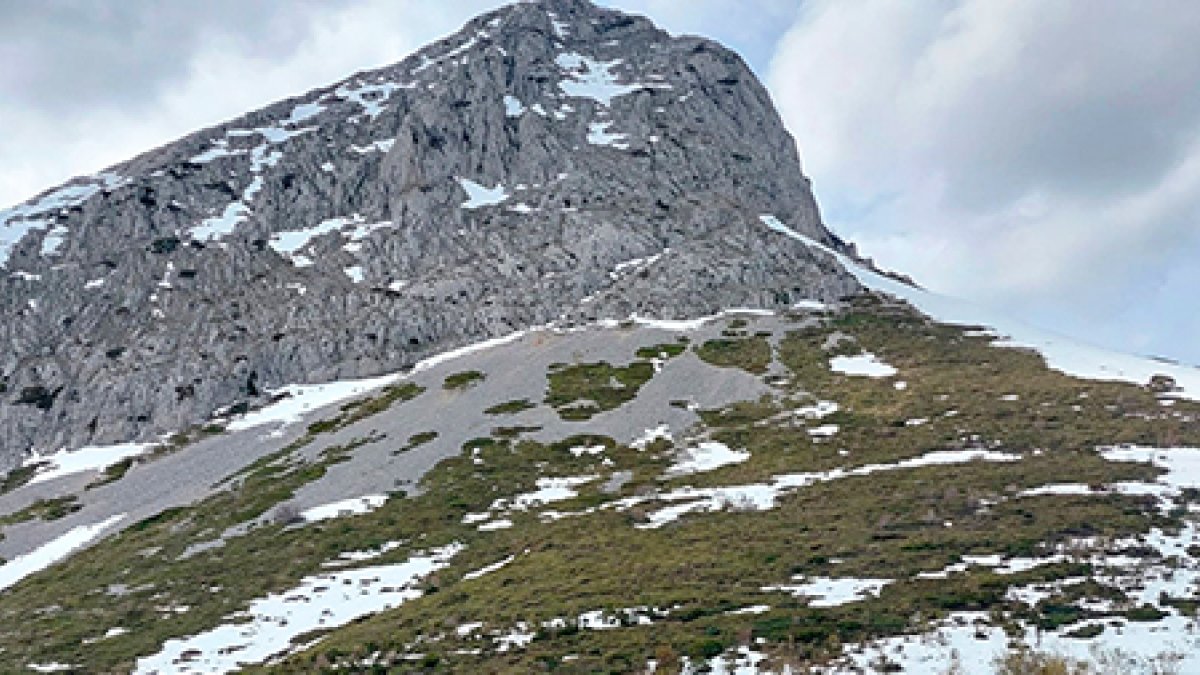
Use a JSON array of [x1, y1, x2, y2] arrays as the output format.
[[0, 0, 858, 466]]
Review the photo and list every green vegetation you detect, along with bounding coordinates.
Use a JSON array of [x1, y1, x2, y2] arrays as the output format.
[[484, 398, 536, 415], [394, 430, 439, 455], [545, 360, 656, 420], [0, 463, 39, 496], [635, 342, 688, 359], [155, 423, 226, 456], [87, 457, 136, 489], [3, 297, 1199, 672], [0, 434, 376, 670], [444, 370, 486, 391], [492, 425, 542, 440], [306, 382, 424, 436], [267, 300, 1199, 671], [1125, 604, 1168, 622], [0, 496, 82, 528], [990, 645, 1185, 675], [695, 336, 772, 374]]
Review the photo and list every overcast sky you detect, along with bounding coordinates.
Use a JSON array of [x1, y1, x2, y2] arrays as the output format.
[[2, 0, 1198, 367]]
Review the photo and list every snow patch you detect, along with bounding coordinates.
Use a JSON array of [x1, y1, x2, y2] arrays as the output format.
[[335, 80, 411, 119], [269, 216, 359, 262], [463, 554, 516, 581], [477, 519, 513, 531], [615, 309, 775, 334], [301, 495, 388, 523], [763, 576, 892, 607], [587, 121, 629, 148], [547, 11, 571, 39], [793, 299, 828, 311], [191, 139, 244, 164], [725, 605, 771, 616], [1019, 484, 1096, 497], [27, 664, 75, 673], [825, 610, 1200, 674], [457, 178, 509, 209], [191, 202, 250, 242], [830, 353, 898, 378], [631, 424, 672, 450], [610, 250, 666, 279], [503, 95, 525, 117], [40, 226, 67, 256], [794, 400, 839, 419], [350, 138, 396, 154], [1102, 445, 1200, 499], [413, 35, 481, 74], [555, 52, 665, 105], [665, 442, 750, 478], [695, 646, 771, 675], [410, 330, 531, 374], [343, 219, 395, 245], [323, 541, 404, 567], [635, 449, 1021, 528], [495, 476, 598, 511], [808, 424, 840, 438], [134, 543, 463, 674], [23, 443, 154, 485], [0, 515, 125, 592], [223, 371, 407, 435], [495, 625, 535, 653], [0, 173, 126, 267], [285, 101, 325, 125]]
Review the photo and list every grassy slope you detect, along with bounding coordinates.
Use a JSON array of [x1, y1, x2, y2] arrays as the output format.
[[0, 295, 1196, 672]]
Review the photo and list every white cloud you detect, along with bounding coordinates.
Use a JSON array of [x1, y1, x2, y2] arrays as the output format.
[[0, 0, 505, 208], [612, 0, 799, 69], [768, 0, 1200, 363]]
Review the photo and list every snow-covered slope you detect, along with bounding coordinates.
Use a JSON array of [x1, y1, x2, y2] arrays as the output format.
[[761, 213, 1200, 401]]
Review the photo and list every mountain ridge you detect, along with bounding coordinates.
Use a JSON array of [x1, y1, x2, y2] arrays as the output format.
[[0, 0, 857, 467]]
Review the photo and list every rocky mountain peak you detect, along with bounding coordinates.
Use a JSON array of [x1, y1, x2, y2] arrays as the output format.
[[0, 1, 858, 465]]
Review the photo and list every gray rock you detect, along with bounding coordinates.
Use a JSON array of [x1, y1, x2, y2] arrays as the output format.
[[0, 0, 858, 467]]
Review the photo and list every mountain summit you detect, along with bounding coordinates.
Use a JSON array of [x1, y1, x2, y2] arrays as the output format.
[[0, 0, 856, 464]]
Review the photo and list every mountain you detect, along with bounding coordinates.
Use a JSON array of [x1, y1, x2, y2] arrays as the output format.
[[0, 0, 856, 467], [3, 2, 1200, 674]]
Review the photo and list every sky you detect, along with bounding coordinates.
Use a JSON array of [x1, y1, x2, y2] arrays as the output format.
[[2, 0, 1197, 367]]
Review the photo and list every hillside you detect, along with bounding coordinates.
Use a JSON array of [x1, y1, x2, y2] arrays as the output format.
[[2, 1, 1200, 674], [2, 269, 1199, 671]]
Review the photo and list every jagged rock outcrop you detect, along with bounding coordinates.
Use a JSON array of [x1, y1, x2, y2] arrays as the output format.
[[0, 0, 858, 465]]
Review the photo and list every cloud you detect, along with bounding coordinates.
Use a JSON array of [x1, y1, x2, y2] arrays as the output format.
[[610, 0, 799, 71], [768, 0, 1200, 363], [0, 0, 505, 207], [0, 0, 325, 115]]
